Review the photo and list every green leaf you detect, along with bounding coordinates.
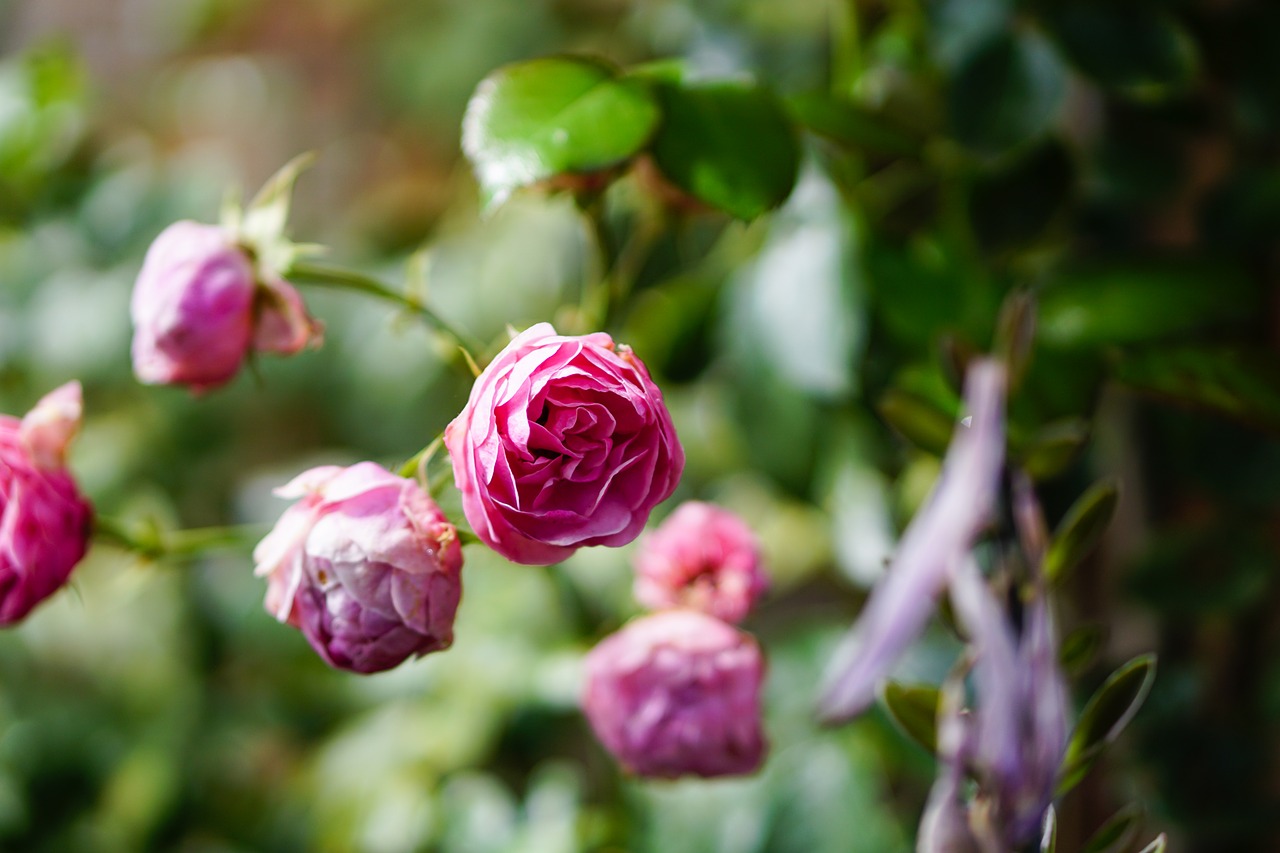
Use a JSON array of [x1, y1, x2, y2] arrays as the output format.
[[968, 140, 1075, 251], [1059, 623, 1105, 677], [1113, 346, 1280, 434], [1059, 655, 1157, 796], [1015, 418, 1090, 481], [462, 56, 660, 209], [1037, 261, 1256, 349], [1038, 1, 1199, 100], [1045, 479, 1120, 583], [879, 681, 941, 754], [787, 92, 922, 158], [994, 290, 1037, 391], [647, 78, 801, 219], [1081, 804, 1144, 853], [948, 30, 1067, 154], [876, 388, 956, 456]]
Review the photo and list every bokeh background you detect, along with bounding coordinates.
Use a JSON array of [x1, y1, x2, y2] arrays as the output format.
[[2, 0, 1280, 850]]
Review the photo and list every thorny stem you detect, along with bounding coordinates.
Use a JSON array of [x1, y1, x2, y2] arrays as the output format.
[[287, 261, 485, 360]]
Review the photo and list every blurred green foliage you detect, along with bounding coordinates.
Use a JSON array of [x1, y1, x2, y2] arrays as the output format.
[[2, 0, 1280, 851]]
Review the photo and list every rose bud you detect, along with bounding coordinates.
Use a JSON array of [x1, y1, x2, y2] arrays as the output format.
[[582, 609, 766, 779], [0, 382, 94, 625], [445, 323, 683, 566], [253, 462, 463, 674], [634, 501, 768, 624], [131, 221, 320, 392]]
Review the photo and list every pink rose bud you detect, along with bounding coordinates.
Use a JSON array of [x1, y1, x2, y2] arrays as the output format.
[[582, 609, 766, 779], [634, 501, 768, 623], [0, 382, 93, 625], [445, 323, 684, 565], [253, 462, 463, 674], [131, 221, 320, 392]]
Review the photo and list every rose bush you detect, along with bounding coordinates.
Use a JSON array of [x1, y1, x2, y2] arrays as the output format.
[[445, 323, 683, 565], [633, 501, 767, 623], [131, 221, 321, 392], [254, 462, 463, 673], [582, 608, 766, 778], [0, 382, 93, 625]]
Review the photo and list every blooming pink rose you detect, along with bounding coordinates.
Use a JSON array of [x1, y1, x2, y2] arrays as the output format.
[[131, 221, 321, 392], [582, 609, 766, 778], [445, 323, 684, 565], [253, 462, 463, 674], [0, 382, 93, 625], [634, 501, 768, 623]]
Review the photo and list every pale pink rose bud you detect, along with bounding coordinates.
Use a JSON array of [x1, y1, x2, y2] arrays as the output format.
[[0, 382, 93, 625], [131, 221, 321, 392], [253, 462, 463, 674], [445, 323, 684, 566], [582, 609, 766, 778], [634, 501, 768, 624]]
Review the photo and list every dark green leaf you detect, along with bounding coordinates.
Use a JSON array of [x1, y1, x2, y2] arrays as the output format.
[[647, 78, 801, 219], [1059, 655, 1157, 796], [461, 56, 660, 209], [1037, 262, 1256, 349], [1045, 480, 1119, 583], [969, 140, 1075, 251], [1113, 346, 1280, 434], [879, 682, 941, 754], [1059, 623, 1105, 677], [948, 30, 1067, 155], [787, 92, 922, 158], [1081, 804, 1144, 853], [877, 389, 956, 456], [1038, 1, 1199, 100], [1015, 418, 1090, 481]]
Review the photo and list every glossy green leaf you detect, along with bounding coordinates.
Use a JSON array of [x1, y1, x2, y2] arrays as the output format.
[[948, 30, 1067, 154], [1114, 346, 1280, 434], [1059, 623, 1105, 677], [647, 78, 801, 219], [879, 681, 940, 754], [461, 56, 660, 209], [1081, 804, 1144, 853], [1059, 655, 1157, 796], [1038, 262, 1255, 349], [1045, 479, 1120, 583], [1016, 418, 1090, 481], [1039, 1, 1199, 100]]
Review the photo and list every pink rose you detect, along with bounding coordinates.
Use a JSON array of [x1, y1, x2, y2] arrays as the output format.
[[582, 609, 767, 779], [445, 323, 683, 565], [253, 463, 463, 674], [634, 501, 768, 623], [0, 382, 93, 625], [131, 221, 321, 392]]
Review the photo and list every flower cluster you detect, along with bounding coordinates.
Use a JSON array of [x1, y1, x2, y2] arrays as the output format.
[[581, 500, 770, 779]]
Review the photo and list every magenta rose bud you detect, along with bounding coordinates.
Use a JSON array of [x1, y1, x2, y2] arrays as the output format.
[[253, 462, 463, 674], [445, 323, 684, 566], [131, 221, 321, 392], [582, 609, 766, 779], [634, 501, 768, 624], [0, 382, 93, 625]]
